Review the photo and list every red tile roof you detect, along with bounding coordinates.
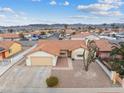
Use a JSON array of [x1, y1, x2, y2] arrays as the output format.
[[27, 40, 113, 56], [95, 40, 113, 52], [72, 32, 91, 38], [28, 40, 87, 56], [0, 41, 21, 50], [0, 33, 20, 38]]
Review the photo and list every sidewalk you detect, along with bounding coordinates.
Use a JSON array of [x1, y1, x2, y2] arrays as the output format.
[[0, 58, 25, 77]]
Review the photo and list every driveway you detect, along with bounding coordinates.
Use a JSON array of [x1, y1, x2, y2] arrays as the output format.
[[0, 64, 51, 89], [52, 60, 113, 88]]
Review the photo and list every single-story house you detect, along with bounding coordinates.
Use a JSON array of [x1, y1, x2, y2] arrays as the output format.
[[26, 40, 114, 66], [71, 35, 100, 40], [71, 32, 100, 40], [0, 41, 22, 61], [95, 40, 113, 59], [0, 33, 21, 41], [26, 40, 88, 66]]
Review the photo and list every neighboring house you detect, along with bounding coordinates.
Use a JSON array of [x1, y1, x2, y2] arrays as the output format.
[[0, 41, 22, 61], [65, 29, 76, 35], [116, 32, 124, 39], [0, 47, 6, 61], [71, 32, 100, 40], [84, 35, 100, 40], [23, 34, 32, 39], [95, 40, 113, 59], [26, 40, 88, 66], [99, 35, 116, 41], [0, 33, 21, 41]]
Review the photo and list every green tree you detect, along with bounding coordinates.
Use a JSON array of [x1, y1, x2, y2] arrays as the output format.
[[110, 44, 124, 60], [110, 44, 124, 77]]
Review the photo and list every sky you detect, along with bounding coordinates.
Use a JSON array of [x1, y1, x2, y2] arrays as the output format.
[[0, 0, 124, 26]]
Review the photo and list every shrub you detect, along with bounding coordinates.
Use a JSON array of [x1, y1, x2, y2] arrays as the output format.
[[46, 76, 58, 87], [109, 60, 124, 77]]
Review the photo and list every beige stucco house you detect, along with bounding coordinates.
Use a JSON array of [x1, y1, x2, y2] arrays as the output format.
[[26, 40, 88, 66]]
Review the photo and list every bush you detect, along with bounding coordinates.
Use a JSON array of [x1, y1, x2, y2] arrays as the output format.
[[109, 60, 124, 77], [46, 76, 58, 87]]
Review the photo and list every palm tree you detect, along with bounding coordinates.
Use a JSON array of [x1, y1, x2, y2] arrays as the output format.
[[82, 40, 98, 71]]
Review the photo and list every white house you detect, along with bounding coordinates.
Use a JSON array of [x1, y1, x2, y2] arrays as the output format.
[[71, 34, 100, 40]]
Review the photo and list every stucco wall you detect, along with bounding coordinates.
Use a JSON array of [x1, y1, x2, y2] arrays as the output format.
[[26, 51, 58, 66], [71, 38, 84, 40], [71, 48, 85, 60], [5, 43, 22, 58], [99, 52, 110, 59]]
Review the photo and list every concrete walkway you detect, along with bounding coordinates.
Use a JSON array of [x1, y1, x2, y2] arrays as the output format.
[[52, 58, 73, 70]]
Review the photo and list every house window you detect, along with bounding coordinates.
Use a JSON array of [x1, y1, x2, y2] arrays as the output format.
[[77, 54, 83, 57], [9, 49, 12, 53]]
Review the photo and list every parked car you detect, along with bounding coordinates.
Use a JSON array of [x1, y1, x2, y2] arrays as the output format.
[[31, 35, 39, 41], [39, 35, 47, 39]]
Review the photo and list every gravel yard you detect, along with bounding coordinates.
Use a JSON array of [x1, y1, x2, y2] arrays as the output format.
[[52, 61, 113, 88]]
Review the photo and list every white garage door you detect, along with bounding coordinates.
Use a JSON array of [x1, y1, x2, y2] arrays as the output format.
[[31, 57, 52, 66]]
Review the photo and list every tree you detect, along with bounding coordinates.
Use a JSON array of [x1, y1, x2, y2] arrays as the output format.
[[82, 39, 98, 71], [40, 32, 46, 35], [110, 43, 124, 77], [8, 29, 13, 33], [72, 32, 76, 35], [19, 33, 25, 39], [64, 24, 68, 29], [110, 43, 124, 60]]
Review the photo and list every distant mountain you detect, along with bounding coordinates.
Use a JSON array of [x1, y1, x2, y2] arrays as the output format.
[[0, 23, 124, 33]]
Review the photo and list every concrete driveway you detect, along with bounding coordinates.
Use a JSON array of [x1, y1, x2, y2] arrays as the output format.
[[0, 65, 51, 89]]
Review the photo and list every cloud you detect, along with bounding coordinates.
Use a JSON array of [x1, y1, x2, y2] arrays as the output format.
[[92, 11, 123, 16], [0, 7, 15, 13], [49, 1, 57, 5], [98, 0, 124, 5], [0, 15, 6, 19], [77, 3, 118, 12], [69, 15, 98, 19], [32, 0, 40, 1], [0, 7, 30, 26], [63, 1, 70, 6], [77, 0, 123, 16]]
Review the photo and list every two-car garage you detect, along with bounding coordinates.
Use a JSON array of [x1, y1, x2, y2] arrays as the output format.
[[26, 51, 58, 66], [30, 57, 52, 66]]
